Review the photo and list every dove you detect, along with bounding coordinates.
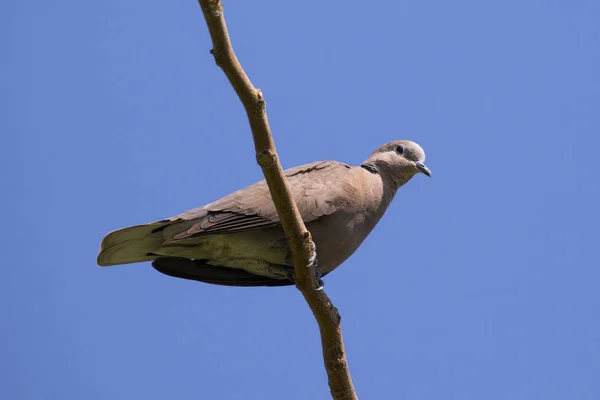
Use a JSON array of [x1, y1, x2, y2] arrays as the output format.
[[97, 140, 431, 286]]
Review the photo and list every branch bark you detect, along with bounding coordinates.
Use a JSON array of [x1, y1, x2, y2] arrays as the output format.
[[196, 1, 357, 399]]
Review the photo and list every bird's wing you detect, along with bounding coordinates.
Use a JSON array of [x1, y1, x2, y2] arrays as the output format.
[[160, 160, 353, 241]]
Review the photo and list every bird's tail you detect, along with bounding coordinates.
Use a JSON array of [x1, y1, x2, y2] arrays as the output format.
[[97, 222, 169, 266]]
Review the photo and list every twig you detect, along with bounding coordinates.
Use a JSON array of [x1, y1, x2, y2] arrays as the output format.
[[195, 1, 357, 399]]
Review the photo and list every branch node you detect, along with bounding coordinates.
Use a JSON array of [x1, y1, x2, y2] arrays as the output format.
[[256, 149, 277, 168], [333, 307, 341, 324], [209, 49, 224, 67], [207, 0, 223, 16], [256, 89, 266, 111]]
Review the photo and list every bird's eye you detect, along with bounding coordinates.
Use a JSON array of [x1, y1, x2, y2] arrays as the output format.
[[395, 145, 405, 155]]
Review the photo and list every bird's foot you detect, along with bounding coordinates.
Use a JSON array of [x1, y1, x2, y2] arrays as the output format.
[[283, 240, 318, 268], [286, 270, 324, 290], [307, 240, 318, 269], [285, 240, 322, 288], [315, 272, 324, 290], [307, 240, 324, 289]]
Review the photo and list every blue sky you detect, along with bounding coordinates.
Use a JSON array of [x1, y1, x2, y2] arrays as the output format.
[[2, 1, 599, 399]]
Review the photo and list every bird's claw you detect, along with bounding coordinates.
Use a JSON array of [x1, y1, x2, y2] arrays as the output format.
[[285, 240, 322, 288], [315, 272, 324, 290], [288, 270, 325, 290], [284, 240, 318, 268], [286, 266, 324, 290], [307, 240, 318, 269]]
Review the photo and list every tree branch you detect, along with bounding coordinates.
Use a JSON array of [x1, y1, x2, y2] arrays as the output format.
[[195, 1, 357, 398]]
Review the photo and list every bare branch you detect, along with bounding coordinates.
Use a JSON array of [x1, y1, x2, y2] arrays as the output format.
[[195, 1, 357, 398]]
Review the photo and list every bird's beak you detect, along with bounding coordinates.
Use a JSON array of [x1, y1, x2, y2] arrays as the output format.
[[415, 161, 432, 177]]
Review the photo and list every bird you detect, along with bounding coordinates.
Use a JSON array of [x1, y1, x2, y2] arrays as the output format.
[[97, 140, 431, 287]]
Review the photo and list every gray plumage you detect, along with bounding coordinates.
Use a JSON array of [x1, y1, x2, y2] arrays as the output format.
[[97, 140, 431, 286]]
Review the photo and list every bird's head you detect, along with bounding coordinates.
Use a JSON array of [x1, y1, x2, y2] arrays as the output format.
[[363, 140, 431, 188]]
